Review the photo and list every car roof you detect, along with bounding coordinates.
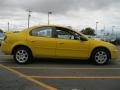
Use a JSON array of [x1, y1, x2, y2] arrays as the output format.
[[32, 25, 72, 30], [23, 24, 74, 32]]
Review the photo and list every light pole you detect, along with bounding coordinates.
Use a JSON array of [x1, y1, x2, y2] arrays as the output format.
[[8, 22, 9, 31], [112, 26, 115, 35], [28, 10, 32, 28], [48, 11, 52, 25], [96, 22, 99, 35]]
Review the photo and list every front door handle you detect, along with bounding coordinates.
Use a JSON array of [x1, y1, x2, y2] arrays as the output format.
[[30, 40, 36, 42]]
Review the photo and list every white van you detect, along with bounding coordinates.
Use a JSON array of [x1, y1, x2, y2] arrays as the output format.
[[0, 30, 4, 46]]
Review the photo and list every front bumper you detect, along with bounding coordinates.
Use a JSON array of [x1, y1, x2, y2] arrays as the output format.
[[0, 39, 2, 46], [111, 49, 118, 60]]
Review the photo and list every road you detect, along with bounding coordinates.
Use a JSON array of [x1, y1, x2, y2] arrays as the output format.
[[0, 46, 120, 90]]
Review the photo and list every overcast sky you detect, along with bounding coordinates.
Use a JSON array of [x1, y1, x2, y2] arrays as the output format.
[[0, 0, 120, 32]]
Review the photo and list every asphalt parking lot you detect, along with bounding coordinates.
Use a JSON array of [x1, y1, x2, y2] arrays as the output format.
[[0, 46, 120, 90]]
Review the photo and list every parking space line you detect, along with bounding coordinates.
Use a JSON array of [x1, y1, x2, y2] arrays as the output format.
[[0, 64, 57, 90], [0, 55, 12, 56], [10, 66, 120, 70], [29, 76, 120, 79]]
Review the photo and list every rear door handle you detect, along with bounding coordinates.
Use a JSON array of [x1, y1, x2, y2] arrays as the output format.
[[58, 42, 64, 44]]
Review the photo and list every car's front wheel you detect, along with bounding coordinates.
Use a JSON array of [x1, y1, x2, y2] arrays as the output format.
[[91, 48, 110, 65], [13, 47, 32, 64]]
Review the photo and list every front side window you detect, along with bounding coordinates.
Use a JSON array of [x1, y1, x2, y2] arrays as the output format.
[[55, 27, 80, 40], [31, 27, 52, 38]]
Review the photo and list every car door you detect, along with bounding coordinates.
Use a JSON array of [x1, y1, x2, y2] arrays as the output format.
[[55, 27, 90, 59], [27, 26, 56, 57]]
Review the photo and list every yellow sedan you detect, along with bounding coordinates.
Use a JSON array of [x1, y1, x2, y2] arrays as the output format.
[[1, 25, 118, 65]]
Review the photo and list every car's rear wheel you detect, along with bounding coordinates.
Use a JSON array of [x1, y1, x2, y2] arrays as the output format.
[[13, 47, 32, 64], [91, 48, 110, 65]]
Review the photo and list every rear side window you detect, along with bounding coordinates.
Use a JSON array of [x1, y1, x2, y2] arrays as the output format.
[[31, 27, 53, 38]]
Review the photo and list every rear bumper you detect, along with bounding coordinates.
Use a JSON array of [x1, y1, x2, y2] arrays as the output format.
[[1, 42, 12, 55]]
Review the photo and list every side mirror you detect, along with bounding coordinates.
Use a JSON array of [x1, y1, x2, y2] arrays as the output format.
[[80, 36, 88, 41]]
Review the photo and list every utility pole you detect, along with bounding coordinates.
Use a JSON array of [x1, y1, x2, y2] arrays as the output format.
[[28, 9, 32, 28], [103, 25, 105, 36], [8, 22, 9, 31], [96, 22, 99, 35], [112, 26, 115, 35], [48, 11, 52, 25]]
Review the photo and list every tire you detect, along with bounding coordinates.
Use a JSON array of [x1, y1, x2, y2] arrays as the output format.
[[13, 47, 33, 64], [91, 48, 110, 65]]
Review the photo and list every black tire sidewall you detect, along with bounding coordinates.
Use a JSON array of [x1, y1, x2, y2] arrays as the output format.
[[13, 47, 32, 64]]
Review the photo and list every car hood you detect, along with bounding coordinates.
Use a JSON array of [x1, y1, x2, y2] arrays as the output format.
[[89, 38, 116, 48]]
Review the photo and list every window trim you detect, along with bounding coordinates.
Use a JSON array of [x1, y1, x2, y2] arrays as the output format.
[[29, 26, 55, 38], [54, 27, 81, 40]]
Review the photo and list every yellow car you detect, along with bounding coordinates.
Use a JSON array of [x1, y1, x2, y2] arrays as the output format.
[[1, 25, 118, 65]]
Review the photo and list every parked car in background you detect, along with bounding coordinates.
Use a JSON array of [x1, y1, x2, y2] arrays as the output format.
[[0, 30, 4, 46], [1, 25, 118, 65]]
